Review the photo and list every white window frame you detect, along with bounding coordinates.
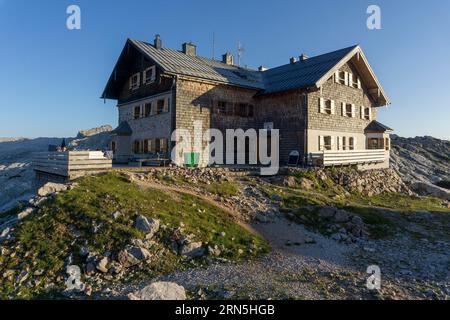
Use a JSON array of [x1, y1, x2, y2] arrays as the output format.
[[143, 66, 156, 84], [129, 72, 140, 91]]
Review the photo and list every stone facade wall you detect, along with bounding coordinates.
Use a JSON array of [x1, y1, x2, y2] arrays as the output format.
[[113, 92, 172, 162], [306, 61, 379, 153], [256, 90, 307, 164], [174, 79, 308, 166], [174, 79, 257, 166]]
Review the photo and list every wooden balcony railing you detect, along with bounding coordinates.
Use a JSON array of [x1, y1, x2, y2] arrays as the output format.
[[33, 151, 112, 178], [310, 149, 389, 167]]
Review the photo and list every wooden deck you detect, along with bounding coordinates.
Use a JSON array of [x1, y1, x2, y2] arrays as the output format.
[[311, 149, 388, 167], [33, 151, 112, 179]]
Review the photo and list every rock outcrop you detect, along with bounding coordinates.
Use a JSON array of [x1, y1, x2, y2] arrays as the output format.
[[128, 282, 186, 300], [390, 135, 450, 184]]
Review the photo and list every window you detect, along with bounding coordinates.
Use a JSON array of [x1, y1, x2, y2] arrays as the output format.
[[157, 99, 165, 114], [345, 104, 353, 117], [164, 98, 170, 113], [335, 71, 347, 85], [133, 140, 143, 154], [226, 103, 234, 116], [364, 107, 371, 120], [143, 66, 156, 84], [385, 138, 390, 151], [236, 103, 248, 117], [342, 103, 355, 117], [134, 106, 141, 119], [368, 138, 380, 149], [129, 73, 140, 91], [248, 105, 254, 117], [111, 141, 116, 153], [342, 137, 347, 150], [349, 137, 355, 150], [324, 136, 332, 150], [320, 98, 335, 115], [160, 138, 168, 153], [217, 101, 227, 114], [351, 76, 361, 89], [144, 103, 152, 117], [319, 136, 333, 151], [149, 139, 156, 153], [155, 139, 161, 152]]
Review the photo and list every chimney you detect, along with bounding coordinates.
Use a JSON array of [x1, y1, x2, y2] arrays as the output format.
[[258, 66, 268, 71], [154, 34, 162, 49], [299, 53, 309, 61], [222, 52, 234, 65], [182, 42, 197, 56], [290, 57, 297, 64]]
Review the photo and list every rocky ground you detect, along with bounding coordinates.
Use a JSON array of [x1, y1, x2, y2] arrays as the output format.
[[0, 126, 112, 212], [90, 168, 449, 300]]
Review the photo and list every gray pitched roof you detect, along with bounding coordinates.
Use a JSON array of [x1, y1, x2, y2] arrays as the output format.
[[261, 46, 357, 94], [130, 39, 264, 90], [111, 121, 133, 136], [103, 39, 388, 104], [365, 120, 393, 132], [130, 39, 356, 95]]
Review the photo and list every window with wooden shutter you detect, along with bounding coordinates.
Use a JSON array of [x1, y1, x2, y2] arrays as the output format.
[[217, 101, 227, 114], [357, 78, 362, 89], [364, 107, 371, 120], [143, 140, 149, 154], [335, 70, 340, 83], [349, 137, 355, 150], [149, 139, 156, 153], [163, 98, 170, 113], [348, 73, 353, 87], [319, 98, 325, 113], [157, 99, 164, 114], [134, 106, 141, 119], [330, 100, 335, 115], [360, 106, 365, 119], [337, 136, 342, 150], [247, 105, 254, 117], [319, 136, 324, 151], [324, 136, 332, 151], [345, 104, 353, 117], [344, 72, 349, 86], [143, 66, 156, 84], [341, 102, 346, 116], [351, 104, 356, 118], [130, 73, 140, 91], [144, 103, 152, 117], [160, 138, 168, 153]]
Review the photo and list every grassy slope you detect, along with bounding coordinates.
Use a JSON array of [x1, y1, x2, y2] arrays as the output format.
[[262, 170, 450, 239], [0, 172, 267, 299]]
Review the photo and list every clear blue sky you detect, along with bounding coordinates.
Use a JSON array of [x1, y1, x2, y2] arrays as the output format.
[[0, 0, 449, 139]]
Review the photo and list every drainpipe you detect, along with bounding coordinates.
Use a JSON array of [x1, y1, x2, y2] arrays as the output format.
[[170, 76, 178, 157]]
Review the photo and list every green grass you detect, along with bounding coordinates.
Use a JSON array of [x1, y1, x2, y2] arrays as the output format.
[[348, 192, 449, 213], [0, 172, 267, 299], [260, 174, 449, 239], [204, 181, 239, 197]]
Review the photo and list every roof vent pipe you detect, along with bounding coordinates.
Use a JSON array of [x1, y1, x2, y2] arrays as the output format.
[[154, 34, 162, 49], [299, 53, 309, 61], [290, 57, 297, 64]]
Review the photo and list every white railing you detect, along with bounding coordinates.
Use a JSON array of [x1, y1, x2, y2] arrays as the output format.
[[33, 151, 112, 177], [310, 149, 388, 167]]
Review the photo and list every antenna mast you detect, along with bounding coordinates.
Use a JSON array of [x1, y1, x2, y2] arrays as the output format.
[[237, 41, 244, 66], [212, 32, 215, 60]]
